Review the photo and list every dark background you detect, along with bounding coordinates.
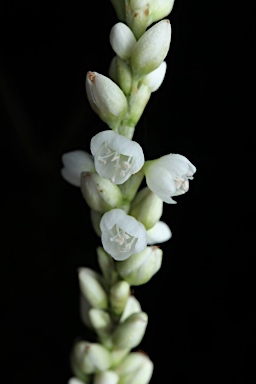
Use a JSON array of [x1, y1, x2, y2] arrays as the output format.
[[1, 0, 255, 383]]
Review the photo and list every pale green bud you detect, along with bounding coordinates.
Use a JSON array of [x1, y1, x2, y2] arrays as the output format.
[[116, 57, 133, 95], [125, 0, 150, 39], [72, 341, 111, 375], [119, 84, 151, 136], [149, 0, 175, 25], [131, 20, 171, 78], [116, 246, 163, 286], [116, 352, 153, 384], [89, 308, 112, 335], [110, 348, 130, 367], [93, 371, 119, 384], [81, 172, 123, 213], [80, 294, 93, 329], [110, 23, 136, 61], [90, 210, 102, 237], [96, 246, 119, 287], [120, 295, 141, 322], [129, 187, 163, 229], [109, 56, 133, 96], [110, 280, 130, 316], [118, 170, 144, 202], [86, 71, 128, 130], [78, 268, 108, 310], [110, 0, 126, 21], [112, 312, 148, 349]]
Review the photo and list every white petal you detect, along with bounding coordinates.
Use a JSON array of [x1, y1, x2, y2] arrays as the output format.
[[110, 22, 136, 61], [145, 163, 177, 203], [61, 150, 95, 187], [159, 154, 196, 178], [146, 221, 172, 245]]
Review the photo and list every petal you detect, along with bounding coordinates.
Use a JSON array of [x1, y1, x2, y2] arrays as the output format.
[[145, 163, 177, 203], [146, 221, 172, 245], [142, 61, 167, 92], [61, 150, 95, 187]]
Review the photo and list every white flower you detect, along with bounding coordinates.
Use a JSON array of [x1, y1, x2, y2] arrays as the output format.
[[146, 221, 172, 245], [100, 209, 147, 260], [91, 130, 145, 184], [68, 378, 85, 384], [144, 154, 196, 203], [61, 150, 95, 187]]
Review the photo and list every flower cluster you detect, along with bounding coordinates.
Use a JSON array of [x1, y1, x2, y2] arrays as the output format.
[[61, 1, 196, 383]]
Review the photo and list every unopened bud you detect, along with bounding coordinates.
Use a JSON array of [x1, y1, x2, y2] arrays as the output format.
[[68, 379, 86, 384], [116, 352, 153, 384], [126, 0, 150, 39], [129, 187, 163, 229], [149, 0, 175, 25], [93, 371, 119, 384], [112, 312, 148, 349], [141, 61, 167, 92], [110, 23, 136, 61], [131, 20, 171, 78], [110, 0, 126, 21], [81, 172, 123, 213], [78, 268, 108, 310], [86, 71, 128, 130], [72, 341, 111, 375], [117, 246, 163, 286], [120, 295, 141, 322], [110, 280, 130, 316], [96, 246, 119, 287], [89, 308, 112, 336]]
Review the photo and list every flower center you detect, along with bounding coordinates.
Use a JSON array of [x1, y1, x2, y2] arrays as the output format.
[[110, 224, 138, 253], [98, 142, 133, 183], [174, 173, 193, 195]]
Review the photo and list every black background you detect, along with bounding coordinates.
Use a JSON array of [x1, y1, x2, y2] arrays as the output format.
[[1, 1, 255, 383]]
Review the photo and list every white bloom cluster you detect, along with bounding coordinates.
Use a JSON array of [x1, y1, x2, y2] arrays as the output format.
[[62, 2, 197, 383]]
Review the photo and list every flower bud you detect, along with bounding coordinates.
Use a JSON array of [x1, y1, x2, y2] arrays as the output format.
[[131, 20, 171, 78], [109, 56, 133, 96], [146, 221, 172, 245], [120, 295, 141, 322], [93, 371, 119, 384], [118, 170, 144, 202], [61, 150, 95, 187], [86, 71, 128, 130], [80, 294, 93, 329], [110, 23, 136, 61], [97, 246, 119, 287], [68, 378, 86, 384], [110, 0, 126, 22], [116, 352, 153, 384], [89, 308, 112, 335], [112, 312, 148, 349], [149, 0, 175, 25], [80, 172, 123, 213], [110, 280, 130, 316], [141, 61, 167, 92], [90, 210, 102, 237], [126, 0, 150, 39], [116, 246, 162, 286], [129, 187, 163, 230], [72, 341, 111, 375], [78, 268, 108, 309]]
